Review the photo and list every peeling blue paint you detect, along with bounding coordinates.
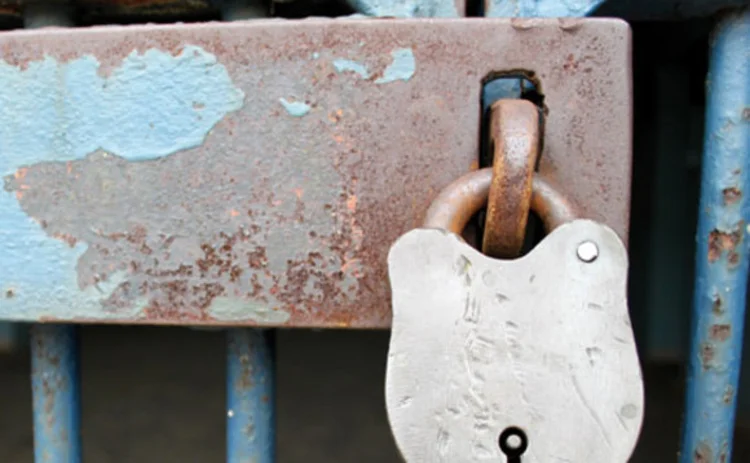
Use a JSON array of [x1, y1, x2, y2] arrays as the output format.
[[0, 45, 244, 165], [279, 98, 311, 117], [0, 45, 243, 320], [375, 48, 416, 84], [333, 59, 371, 79]]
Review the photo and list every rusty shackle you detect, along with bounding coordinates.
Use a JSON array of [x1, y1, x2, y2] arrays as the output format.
[[422, 100, 577, 248], [422, 167, 577, 237]]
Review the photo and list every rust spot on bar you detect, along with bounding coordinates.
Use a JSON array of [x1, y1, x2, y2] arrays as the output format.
[[708, 224, 743, 263], [722, 187, 742, 205], [694, 442, 712, 463], [723, 386, 734, 404], [713, 294, 724, 314], [743, 107, 750, 121], [710, 324, 731, 342], [5, 289, 13, 298]]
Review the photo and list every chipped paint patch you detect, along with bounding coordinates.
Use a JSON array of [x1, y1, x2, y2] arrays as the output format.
[[0, 45, 243, 321], [0, 45, 244, 165], [376, 48, 416, 84], [208, 297, 291, 323], [333, 58, 371, 79], [279, 98, 311, 117]]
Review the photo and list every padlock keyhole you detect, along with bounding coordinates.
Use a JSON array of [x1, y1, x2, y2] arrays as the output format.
[[499, 427, 528, 463]]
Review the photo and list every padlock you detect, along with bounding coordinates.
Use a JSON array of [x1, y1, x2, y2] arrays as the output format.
[[385, 166, 644, 461]]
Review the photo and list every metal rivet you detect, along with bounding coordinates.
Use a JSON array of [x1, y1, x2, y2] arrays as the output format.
[[577, 241, 599, 263]]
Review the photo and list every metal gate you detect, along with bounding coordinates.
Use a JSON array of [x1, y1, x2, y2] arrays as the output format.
[[0, 1, 748, 462]]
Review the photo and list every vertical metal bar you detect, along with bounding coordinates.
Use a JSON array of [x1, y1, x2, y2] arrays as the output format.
[[220, 1, 273, 460], [24, 7, 80, 463], [31, 325, 82, 463], [227, 329, 275, 463], [681, 8, 750, 463]]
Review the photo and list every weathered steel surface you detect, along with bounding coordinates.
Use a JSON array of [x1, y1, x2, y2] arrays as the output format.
[[680, 8, 750, 463], [386, 220, 644, 461], [482, 99, 539, 258], [0, 19, 632, 327]]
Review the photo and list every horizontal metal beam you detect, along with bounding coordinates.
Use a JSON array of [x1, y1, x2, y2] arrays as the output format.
[[0, 19, 632, 327]]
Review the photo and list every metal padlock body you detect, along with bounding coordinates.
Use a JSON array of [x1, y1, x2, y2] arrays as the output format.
[[386, 219, 644, 462]]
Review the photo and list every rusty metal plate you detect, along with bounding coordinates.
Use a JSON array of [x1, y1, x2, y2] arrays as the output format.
[[0, 18, 632, 327]]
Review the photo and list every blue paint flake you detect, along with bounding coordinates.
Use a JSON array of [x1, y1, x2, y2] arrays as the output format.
[[375, 48, 416, 84], [333, 58, 371, 79], [0, 45, 244, 167], [279, 98, 311, 117], [0, 45, 243, 320]]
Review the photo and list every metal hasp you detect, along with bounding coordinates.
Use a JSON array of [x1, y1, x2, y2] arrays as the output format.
[[0, 19, 632, 327], [31, 325, 81, 463], [680, 8, 750, 463], [227, 329, 275, 463]]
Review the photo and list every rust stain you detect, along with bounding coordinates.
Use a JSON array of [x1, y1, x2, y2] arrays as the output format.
[[5, 289, 13, 298], [708, 224, 743, 263], [346, 194, 357, 212], [723, 386, 734, 404], [694, 442, 712, 463], [482, 99, 539, 258], [0, 20, 632, 327], [328, 109, 344, 123], [710, 324, 731, 342], [713, 294, 724, 314], [52, 233, 78, 248], [722, 187, 742, 205], [728, 251, 740, 267]]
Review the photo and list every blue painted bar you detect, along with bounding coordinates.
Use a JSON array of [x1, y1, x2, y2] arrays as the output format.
[[227, 329, 275, 463], [680, 8, 750, 463], [31, 325, 81, 463], [24, 7, 82, 463]]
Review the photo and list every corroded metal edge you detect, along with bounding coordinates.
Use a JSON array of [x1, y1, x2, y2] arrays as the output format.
[[0, 18, 632, 327]]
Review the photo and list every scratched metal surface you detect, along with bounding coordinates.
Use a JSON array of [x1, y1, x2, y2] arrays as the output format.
[[386, 220, 643, 461], [0, 18, 632, 327]]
